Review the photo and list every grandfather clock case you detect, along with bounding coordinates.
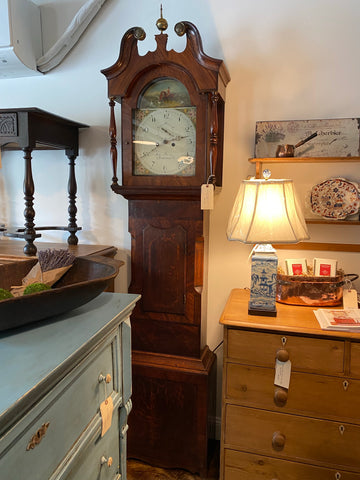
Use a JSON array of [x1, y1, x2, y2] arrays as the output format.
[[102, 14, 229, 475]]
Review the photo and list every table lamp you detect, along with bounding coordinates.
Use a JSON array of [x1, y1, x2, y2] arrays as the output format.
[[227, 171, 309, 316]]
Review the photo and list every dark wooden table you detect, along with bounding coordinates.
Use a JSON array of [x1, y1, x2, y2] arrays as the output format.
[[0, 108, 88, 255]]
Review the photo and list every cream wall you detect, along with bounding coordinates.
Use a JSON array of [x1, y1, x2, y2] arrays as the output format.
[[1, 0, 360, 437]]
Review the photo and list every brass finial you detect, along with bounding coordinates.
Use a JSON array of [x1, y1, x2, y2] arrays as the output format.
[[156, 4, 168, 32]]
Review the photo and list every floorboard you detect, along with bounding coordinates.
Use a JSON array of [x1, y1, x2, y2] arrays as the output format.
[[127, 441, 220, 480]]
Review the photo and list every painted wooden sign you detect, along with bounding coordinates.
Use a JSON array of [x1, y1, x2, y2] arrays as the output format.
[[254, 118, 360, 158]]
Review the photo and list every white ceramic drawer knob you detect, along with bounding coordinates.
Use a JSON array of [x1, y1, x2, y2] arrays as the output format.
[[272, 431, 286, 451], [100, 455, 113, 467], [98, 373, 112, 384]]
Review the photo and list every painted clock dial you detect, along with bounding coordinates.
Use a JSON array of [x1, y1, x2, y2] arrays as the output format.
[[133, 107, 196, 176], [133, 78, 196, 176]]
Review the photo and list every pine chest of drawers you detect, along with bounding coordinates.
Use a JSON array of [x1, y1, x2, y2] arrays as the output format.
[[0, 292, 139, 480], [220, 289, 360, 480]]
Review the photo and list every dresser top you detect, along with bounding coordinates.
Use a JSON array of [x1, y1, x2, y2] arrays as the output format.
[[220, 288, 360, 340], [0, 292, 139, 435]]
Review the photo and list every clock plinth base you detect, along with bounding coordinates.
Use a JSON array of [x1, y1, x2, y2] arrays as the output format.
[[127, 347, 216, 477]]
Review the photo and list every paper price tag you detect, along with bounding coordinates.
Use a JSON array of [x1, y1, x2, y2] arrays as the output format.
[[201, 184, 214, 210], [274, 359, 291, 389], [343, 289, 359, 309], [100, 395, 113, 437]]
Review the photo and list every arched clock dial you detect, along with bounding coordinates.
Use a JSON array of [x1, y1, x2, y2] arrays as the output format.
[[133, 107, 196, 176]]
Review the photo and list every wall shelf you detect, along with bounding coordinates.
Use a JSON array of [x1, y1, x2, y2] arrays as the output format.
[[249, 156, 360, 178], [305, 219, 360, 225]]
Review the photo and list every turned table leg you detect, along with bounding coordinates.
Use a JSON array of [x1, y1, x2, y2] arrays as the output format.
[[66, 152, 79, 245], [22, 147, 37, 255]]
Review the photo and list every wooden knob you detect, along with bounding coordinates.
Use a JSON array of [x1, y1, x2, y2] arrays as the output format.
[[272, 431, 286, 451], [276, 348, 289, 362], [105, 374, 112, 384], [274, 388, 288, 407], [107, 457, 113, 467]]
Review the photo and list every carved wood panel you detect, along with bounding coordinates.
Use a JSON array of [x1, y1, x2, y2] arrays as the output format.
[[142, 224, 186, 314]]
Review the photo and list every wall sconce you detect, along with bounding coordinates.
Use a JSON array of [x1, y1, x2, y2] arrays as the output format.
[[227, 171, 309, 316]]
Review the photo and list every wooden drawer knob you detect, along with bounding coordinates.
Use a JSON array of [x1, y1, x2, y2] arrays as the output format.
[[274, 387, 288, 407], [276, 348, 289, 362], [272, 431, 286, 451]]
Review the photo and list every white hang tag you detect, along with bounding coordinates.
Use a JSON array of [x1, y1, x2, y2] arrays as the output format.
[[274, 359, 291, 389], [343, 289, 359, 309], [201, 184, 214, 210]]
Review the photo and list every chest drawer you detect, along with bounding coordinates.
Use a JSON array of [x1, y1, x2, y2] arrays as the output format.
[[227, 329, 345, 375], [57, 412, 121, 480], [351, 342, 360, 378], [0, 332, 120, 480], [224, 449, 360, 480], [226, 363, 360, 423], [225, 404, 360, 471]]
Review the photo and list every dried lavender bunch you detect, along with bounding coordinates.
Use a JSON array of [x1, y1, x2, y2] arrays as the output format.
[[38, 249, 76, 272]]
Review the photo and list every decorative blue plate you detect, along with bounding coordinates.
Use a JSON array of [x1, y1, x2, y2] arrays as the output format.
[[310, 177, 360, 220]]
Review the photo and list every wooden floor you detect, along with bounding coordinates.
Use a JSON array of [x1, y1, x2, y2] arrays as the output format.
[[127, 442, 220, 480]]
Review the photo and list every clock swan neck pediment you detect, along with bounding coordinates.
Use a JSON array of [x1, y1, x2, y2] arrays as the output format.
[[101, 27, 146, 88], [101, 22, 230, 99]]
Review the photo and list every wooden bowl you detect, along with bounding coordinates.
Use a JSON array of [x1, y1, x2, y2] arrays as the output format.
[[0, 256, 121, 331]]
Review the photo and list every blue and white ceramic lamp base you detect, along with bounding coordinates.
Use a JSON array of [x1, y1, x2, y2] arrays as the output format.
[[249, 251, 278, 316]]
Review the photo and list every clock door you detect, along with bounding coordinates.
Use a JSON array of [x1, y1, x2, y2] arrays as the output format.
[[120, 69, 208, 188], [128, 198, 202, 358]]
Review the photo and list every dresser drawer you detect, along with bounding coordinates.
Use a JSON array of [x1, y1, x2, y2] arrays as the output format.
[[0, 333, 119, 480], [225, 404, 360, 471], [227, 329, 345, 375], [61, 413, 121, 480], [224, 449, 360, 480], [350, 342, 360, 378], [226, 363, 360, 424]]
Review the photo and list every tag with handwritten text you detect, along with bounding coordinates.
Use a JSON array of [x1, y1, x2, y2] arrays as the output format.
[[274, 359, 291, 389]]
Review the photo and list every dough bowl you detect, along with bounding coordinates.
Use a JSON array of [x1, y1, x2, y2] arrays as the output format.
[[0, 256, 121, 331]]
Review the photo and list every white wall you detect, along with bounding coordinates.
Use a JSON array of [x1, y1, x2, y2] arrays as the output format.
[[1, 0, 360, 437]]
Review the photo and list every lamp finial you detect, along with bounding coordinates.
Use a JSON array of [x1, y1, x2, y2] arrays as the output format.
[[263, 169, 271, 180]]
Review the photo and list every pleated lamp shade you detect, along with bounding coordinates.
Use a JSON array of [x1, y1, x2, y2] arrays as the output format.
[[227, 178, 309, 244]]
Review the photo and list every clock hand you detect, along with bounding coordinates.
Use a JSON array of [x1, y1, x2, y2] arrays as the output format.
[[162, 135, 189, 144], [160, 126, 174, 136], [172, 135, 189, 141], [133, 140, 159, 146]]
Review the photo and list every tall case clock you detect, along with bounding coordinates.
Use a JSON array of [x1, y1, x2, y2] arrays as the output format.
[[102, 11, 230, 475]]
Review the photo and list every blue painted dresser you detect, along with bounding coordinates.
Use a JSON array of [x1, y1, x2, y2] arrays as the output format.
[[0, 292, 139, 480]]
